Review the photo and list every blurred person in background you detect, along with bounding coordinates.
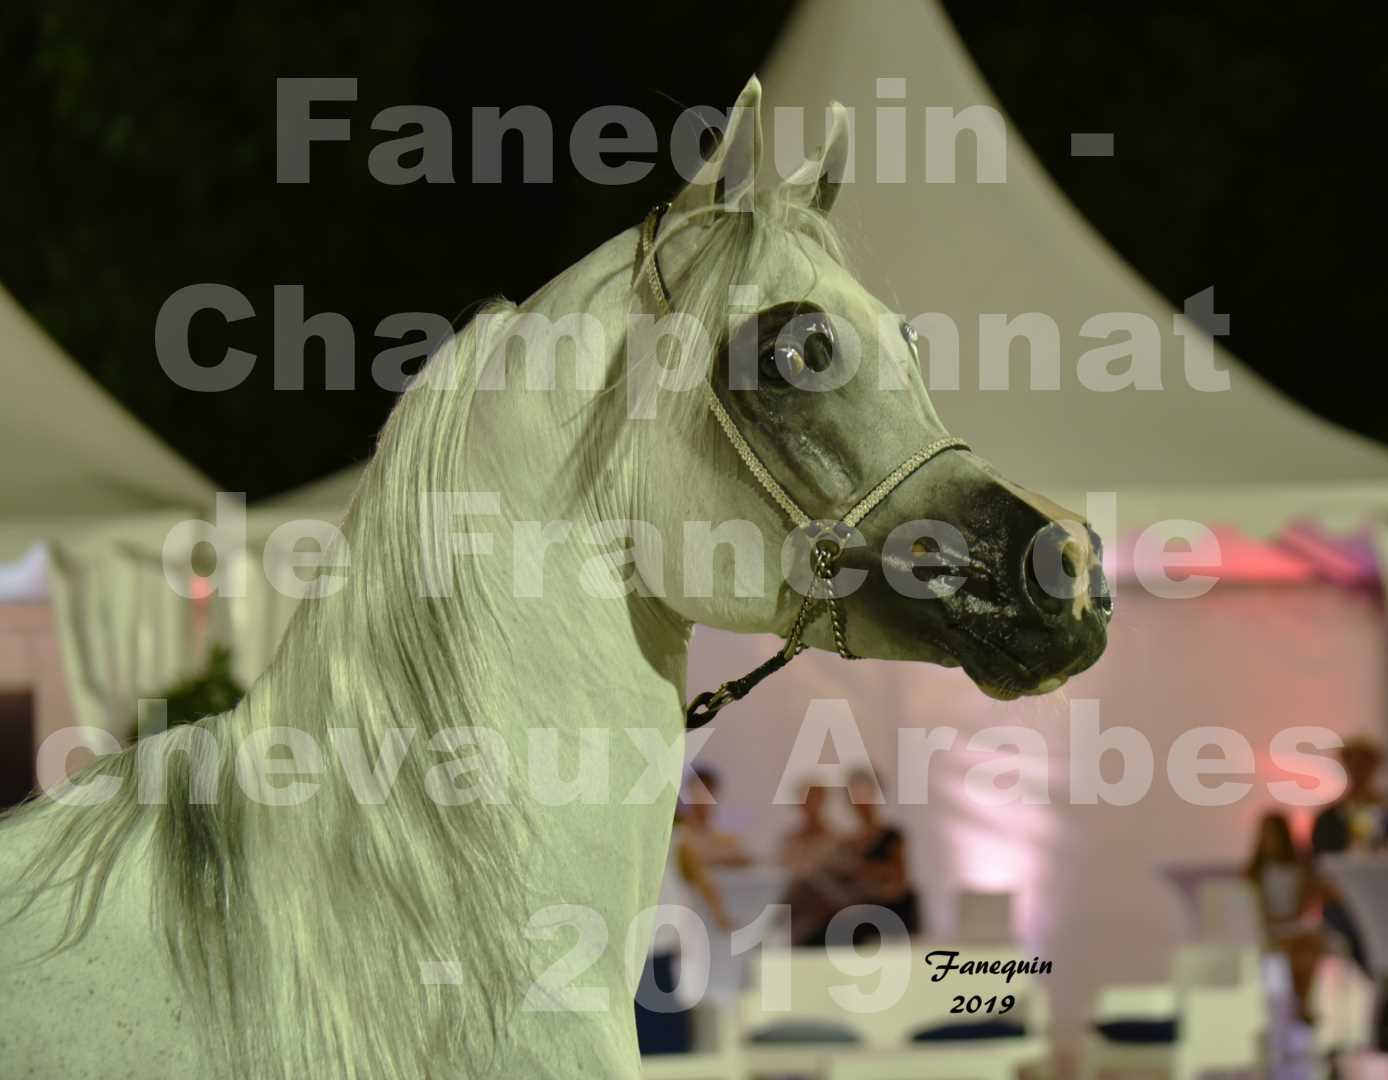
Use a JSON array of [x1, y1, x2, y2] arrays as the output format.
[[778, 780, 842, 879], [778, 779, 847, 945], [843, 765, 921, 943], [680, 765, 753, 868], [1313, 736, 1386, 972], [1312, 735, 1387, 1049], [782, 765, 922, 946], [1245, 810, 1321, 1023]]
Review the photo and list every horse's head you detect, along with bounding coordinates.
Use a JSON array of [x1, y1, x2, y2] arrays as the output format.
[[639, 77, 1108, 702]]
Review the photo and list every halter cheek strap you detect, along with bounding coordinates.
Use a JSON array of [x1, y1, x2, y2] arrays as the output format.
[[632, 204, 969, 728]]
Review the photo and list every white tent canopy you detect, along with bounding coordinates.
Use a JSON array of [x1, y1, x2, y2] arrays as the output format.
[[0, 285, 219, 743], [0, 285, 217, 562], [759, 0, 1388, 538], [262, 1, 1388, 543]]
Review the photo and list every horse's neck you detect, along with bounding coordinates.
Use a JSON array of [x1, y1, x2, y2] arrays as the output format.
[[460, 226, 693, 810], [466, 226, 693, 722], [447, 237, 694, 1067]]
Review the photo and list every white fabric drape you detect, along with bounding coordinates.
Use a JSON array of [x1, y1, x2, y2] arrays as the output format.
[[0, 542, 50, 603], [44, 513, 206, 741], [205, 534, 313, 689], [39, 500, 354, 740]]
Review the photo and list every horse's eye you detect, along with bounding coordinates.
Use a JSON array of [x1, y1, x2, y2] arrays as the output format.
[[753, 311, 834, 387], [760, 343, 806, 384], [803, 329, 834, 372]]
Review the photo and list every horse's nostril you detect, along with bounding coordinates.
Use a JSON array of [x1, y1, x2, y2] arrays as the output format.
[[1092, 566, 1114, 624], [1025, 524, 1083, 616], [911, 538, 941, 559]]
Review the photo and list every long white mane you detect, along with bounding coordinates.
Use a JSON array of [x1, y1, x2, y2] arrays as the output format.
[[0, 190, 845, 1080]]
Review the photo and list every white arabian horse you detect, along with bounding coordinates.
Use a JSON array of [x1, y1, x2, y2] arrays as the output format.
[[0, 78, 1108, 1078]]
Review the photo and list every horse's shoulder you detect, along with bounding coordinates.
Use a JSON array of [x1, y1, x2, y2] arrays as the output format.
[[0, 813, 203, 1078]]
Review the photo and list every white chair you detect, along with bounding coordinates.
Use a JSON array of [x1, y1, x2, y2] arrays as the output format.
[[821, 1049, 1030, 1080], [738, 943, 1050, 1080], [1078, 944, 1267, 1080], [1194, 877, 1261, 946], [1311, 953, 1378, 1060]]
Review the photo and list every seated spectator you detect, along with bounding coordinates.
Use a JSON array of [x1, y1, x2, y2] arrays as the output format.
[[1313, 735, 1386, 971], [782, 766, 923, 946], [844, 765, 921, 943], [1312, 735, 1388, 1049], [1245, 810, 1321, 1023], [680, 765, 753, 868], [778, 781, 841, 878]]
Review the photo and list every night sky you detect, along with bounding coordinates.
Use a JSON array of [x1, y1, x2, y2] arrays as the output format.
[[3, 2, 1384, 499]]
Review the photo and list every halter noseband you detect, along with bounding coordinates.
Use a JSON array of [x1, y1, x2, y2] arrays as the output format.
[[632, 204, 970, 728]]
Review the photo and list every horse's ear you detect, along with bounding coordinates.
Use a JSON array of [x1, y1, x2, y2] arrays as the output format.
[[784, 100, 851, 216], [670, 75, 764, 222]]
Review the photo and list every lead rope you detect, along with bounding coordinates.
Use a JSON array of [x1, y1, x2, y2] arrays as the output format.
[[632, 204, 969, 728]]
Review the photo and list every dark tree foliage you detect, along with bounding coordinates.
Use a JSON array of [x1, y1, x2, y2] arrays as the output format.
[[0, 1, 795, 498], [130, 644, 244, 742], [947, 2, 1388, 449], [1, 2, 1383, 504]]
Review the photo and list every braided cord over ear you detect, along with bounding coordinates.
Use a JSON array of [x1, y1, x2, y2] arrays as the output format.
[[634, 203, 673, 318]]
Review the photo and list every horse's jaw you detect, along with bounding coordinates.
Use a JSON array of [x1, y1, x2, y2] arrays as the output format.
[[973, 676, 1068, 702]]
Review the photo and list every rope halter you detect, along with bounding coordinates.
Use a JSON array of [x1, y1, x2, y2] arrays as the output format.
[[631, 203, 970, 727]]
